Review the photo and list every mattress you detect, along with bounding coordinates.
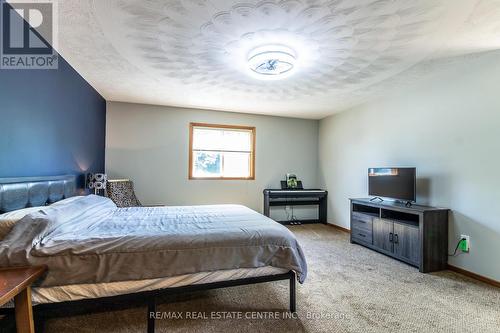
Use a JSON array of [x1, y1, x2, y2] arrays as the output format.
[[0, 195, 307, 287], [31, 266, 288, 304]]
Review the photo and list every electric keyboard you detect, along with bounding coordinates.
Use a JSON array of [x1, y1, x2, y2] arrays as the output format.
[[266, 189, 326, 194]]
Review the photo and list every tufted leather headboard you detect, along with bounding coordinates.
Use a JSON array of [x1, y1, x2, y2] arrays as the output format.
[[0, 175, 77, 213]]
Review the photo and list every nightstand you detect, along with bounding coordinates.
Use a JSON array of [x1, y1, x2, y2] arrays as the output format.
[[0, 266, 46, 333]]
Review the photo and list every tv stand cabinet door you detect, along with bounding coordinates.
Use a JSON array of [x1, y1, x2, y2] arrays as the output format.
[[393, 222, 420, 266], [373, 218, 393, 253]]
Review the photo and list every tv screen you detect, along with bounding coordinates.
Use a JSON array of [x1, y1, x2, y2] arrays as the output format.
[[368, 168, 416, 201]]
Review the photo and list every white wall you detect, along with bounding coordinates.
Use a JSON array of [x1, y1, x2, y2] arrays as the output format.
[[106, 102, 319, 219], [318, 51, 500, 281]]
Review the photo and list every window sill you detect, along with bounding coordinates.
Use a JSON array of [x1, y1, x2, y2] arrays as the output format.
[[189, 176, 255, 180]]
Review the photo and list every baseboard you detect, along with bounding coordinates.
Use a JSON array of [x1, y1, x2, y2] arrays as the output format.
[[447, 264, 500, 288], [325, 223, 350, 233]]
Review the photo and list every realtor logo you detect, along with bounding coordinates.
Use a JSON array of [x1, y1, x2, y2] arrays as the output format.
[[0, 0, 58, 69]]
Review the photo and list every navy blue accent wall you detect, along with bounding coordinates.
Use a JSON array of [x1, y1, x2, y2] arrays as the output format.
[[0, 52, 106, 187]]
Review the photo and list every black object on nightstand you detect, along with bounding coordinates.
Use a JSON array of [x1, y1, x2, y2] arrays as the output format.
[[263, 189, 328, 225]]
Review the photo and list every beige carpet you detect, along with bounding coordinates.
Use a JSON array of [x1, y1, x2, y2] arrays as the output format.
[[44, 224, 499, 333]]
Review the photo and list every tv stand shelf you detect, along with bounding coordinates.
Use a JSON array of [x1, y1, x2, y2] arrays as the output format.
[[350, 198, 449, 273]]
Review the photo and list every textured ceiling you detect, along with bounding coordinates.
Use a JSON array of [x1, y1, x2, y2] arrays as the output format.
[[55, 0, 500, 119]]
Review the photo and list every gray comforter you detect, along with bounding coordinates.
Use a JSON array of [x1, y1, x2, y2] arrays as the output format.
[[0, 195, 307, 287]]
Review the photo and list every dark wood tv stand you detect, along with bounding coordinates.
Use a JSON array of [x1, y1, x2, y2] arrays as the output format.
[[349, 198, 449, 273]]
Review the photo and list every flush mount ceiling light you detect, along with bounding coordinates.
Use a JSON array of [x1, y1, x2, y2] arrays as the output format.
[[247, 45, 297, 80]]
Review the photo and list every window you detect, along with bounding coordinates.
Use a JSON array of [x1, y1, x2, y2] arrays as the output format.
[[189, 123, 255, 179]]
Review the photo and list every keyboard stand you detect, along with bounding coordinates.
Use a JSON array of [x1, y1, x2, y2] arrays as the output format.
[[263, 189, 328, 225]]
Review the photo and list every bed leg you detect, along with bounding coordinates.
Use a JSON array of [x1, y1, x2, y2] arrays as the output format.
[[147, 296, 156, 333], [289, 271, 296, 313], [34, 312, 45, 333]]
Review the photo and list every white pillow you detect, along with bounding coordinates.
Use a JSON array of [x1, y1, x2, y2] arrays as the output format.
[[0, 207, 44, 240], [50, 195, 85, 207]]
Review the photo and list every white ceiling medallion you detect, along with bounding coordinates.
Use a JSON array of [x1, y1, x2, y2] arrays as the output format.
[[92, 0, 453, 98], [247, 45, 296, 80], [85, 0, 494, 117]]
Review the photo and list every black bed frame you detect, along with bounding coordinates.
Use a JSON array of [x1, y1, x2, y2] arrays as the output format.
[[0, 270, 296, 332]]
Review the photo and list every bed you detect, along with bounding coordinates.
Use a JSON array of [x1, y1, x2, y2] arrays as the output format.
[[0, 175, 307, 332]]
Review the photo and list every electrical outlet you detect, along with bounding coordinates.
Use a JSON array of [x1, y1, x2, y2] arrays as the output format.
[[460, 234, 470, 252]]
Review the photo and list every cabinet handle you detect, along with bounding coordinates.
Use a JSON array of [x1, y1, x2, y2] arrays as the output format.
[[357, 233, 366, 238], [389, 232, 393, 242], [394, 234, 399, 244]]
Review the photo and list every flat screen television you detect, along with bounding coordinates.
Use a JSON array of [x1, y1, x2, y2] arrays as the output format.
[[368, 167, 416, 202]]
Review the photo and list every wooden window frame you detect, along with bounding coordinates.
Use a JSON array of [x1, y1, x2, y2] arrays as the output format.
[[189, 122, 256, 180]]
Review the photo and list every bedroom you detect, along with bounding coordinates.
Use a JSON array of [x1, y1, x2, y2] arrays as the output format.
[[0, 0, 499, 332]]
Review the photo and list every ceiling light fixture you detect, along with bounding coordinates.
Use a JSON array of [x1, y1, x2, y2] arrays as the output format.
[[247, 45, 296, 80]]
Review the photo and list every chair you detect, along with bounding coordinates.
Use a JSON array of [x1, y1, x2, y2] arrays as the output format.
[[105, 179, 142, 207]]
